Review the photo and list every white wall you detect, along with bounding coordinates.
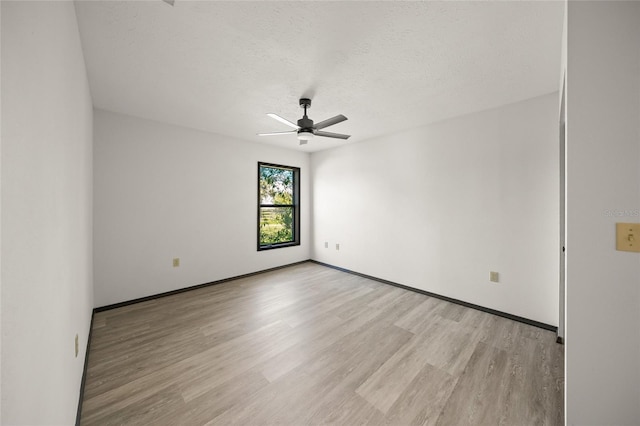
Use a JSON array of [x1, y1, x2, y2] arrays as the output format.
[[94, 110, 310, 307], [1, 2, 94, 425], [0, 1, 3, 420], [565, 2, 640, 424], [311, 93, 559, 326]]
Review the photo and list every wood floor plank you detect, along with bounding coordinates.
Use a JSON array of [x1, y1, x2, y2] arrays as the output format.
[[284, 324, 415, 425], [84, 323, 210, 400], [307, 388, 387, 426], [82, 320, 290, 417], [416, 316, 479, 377], [356, 330, 437, 414], [499, 333, 564, 425], [174, 369, 270, 425], [384, 362, 458, 426], [394, 295, 446, 333], [82, 384, 185, 426], [435, 341, 511, 425], [80, 262, 563, 425], [177, 320, 298, 402], [204, 370, 319, 425], [260, 305, 382, 382]]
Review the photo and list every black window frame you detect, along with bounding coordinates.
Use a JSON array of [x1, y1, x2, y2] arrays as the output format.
[[257, 162, 300, 251]]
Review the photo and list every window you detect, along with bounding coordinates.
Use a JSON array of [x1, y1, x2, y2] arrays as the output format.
[[258, 162, 300, 250]]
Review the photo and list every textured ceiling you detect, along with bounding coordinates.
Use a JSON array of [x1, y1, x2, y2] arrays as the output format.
[[75, 1, 563, 153]]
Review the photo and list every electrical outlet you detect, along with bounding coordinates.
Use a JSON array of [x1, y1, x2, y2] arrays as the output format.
[[324, 242, 328, 248], [173, 258, 180, 267], [490, 271, 499, 282], [75, 334, 79, 358], [336, 243, 340, 251]]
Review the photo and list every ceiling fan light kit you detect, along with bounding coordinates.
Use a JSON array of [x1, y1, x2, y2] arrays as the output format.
[[258, 98, 350, 144], [297, 130, 314, 141]]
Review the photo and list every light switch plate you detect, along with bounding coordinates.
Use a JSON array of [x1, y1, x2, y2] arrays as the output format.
[[490, 271, 499, 282], [616, 223, 640, 252]]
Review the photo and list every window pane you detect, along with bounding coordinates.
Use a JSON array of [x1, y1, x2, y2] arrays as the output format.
[[257, 162, 300, 251], [260, 207, 294, 245], [260, 166, 293, 205]]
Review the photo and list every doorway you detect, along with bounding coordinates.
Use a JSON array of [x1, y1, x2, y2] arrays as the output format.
[[558, 74, 566, 344]]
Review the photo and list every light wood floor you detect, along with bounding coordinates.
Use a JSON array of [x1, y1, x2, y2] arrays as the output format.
[[81, 262, 564, 425]]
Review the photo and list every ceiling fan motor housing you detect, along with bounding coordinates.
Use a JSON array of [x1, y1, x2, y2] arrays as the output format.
[[297, 117, 314, 132]]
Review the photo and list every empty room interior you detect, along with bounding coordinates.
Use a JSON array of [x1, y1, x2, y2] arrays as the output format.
[[2, 1, 640, 425]]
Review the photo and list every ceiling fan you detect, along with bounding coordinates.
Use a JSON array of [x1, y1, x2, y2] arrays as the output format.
[[258, 98, 350, 145]]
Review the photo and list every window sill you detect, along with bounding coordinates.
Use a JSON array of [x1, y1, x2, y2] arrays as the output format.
[[257, 242, 300, 251]]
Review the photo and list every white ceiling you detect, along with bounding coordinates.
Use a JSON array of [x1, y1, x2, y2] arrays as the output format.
[[74, 1, 564, 153]]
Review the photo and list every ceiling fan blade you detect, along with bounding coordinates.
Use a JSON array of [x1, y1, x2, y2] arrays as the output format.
[[267, 113, 300, 130], [257, 131, 297, 136], [315, 130, 351, 140], [315, 114, 347, 130]]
